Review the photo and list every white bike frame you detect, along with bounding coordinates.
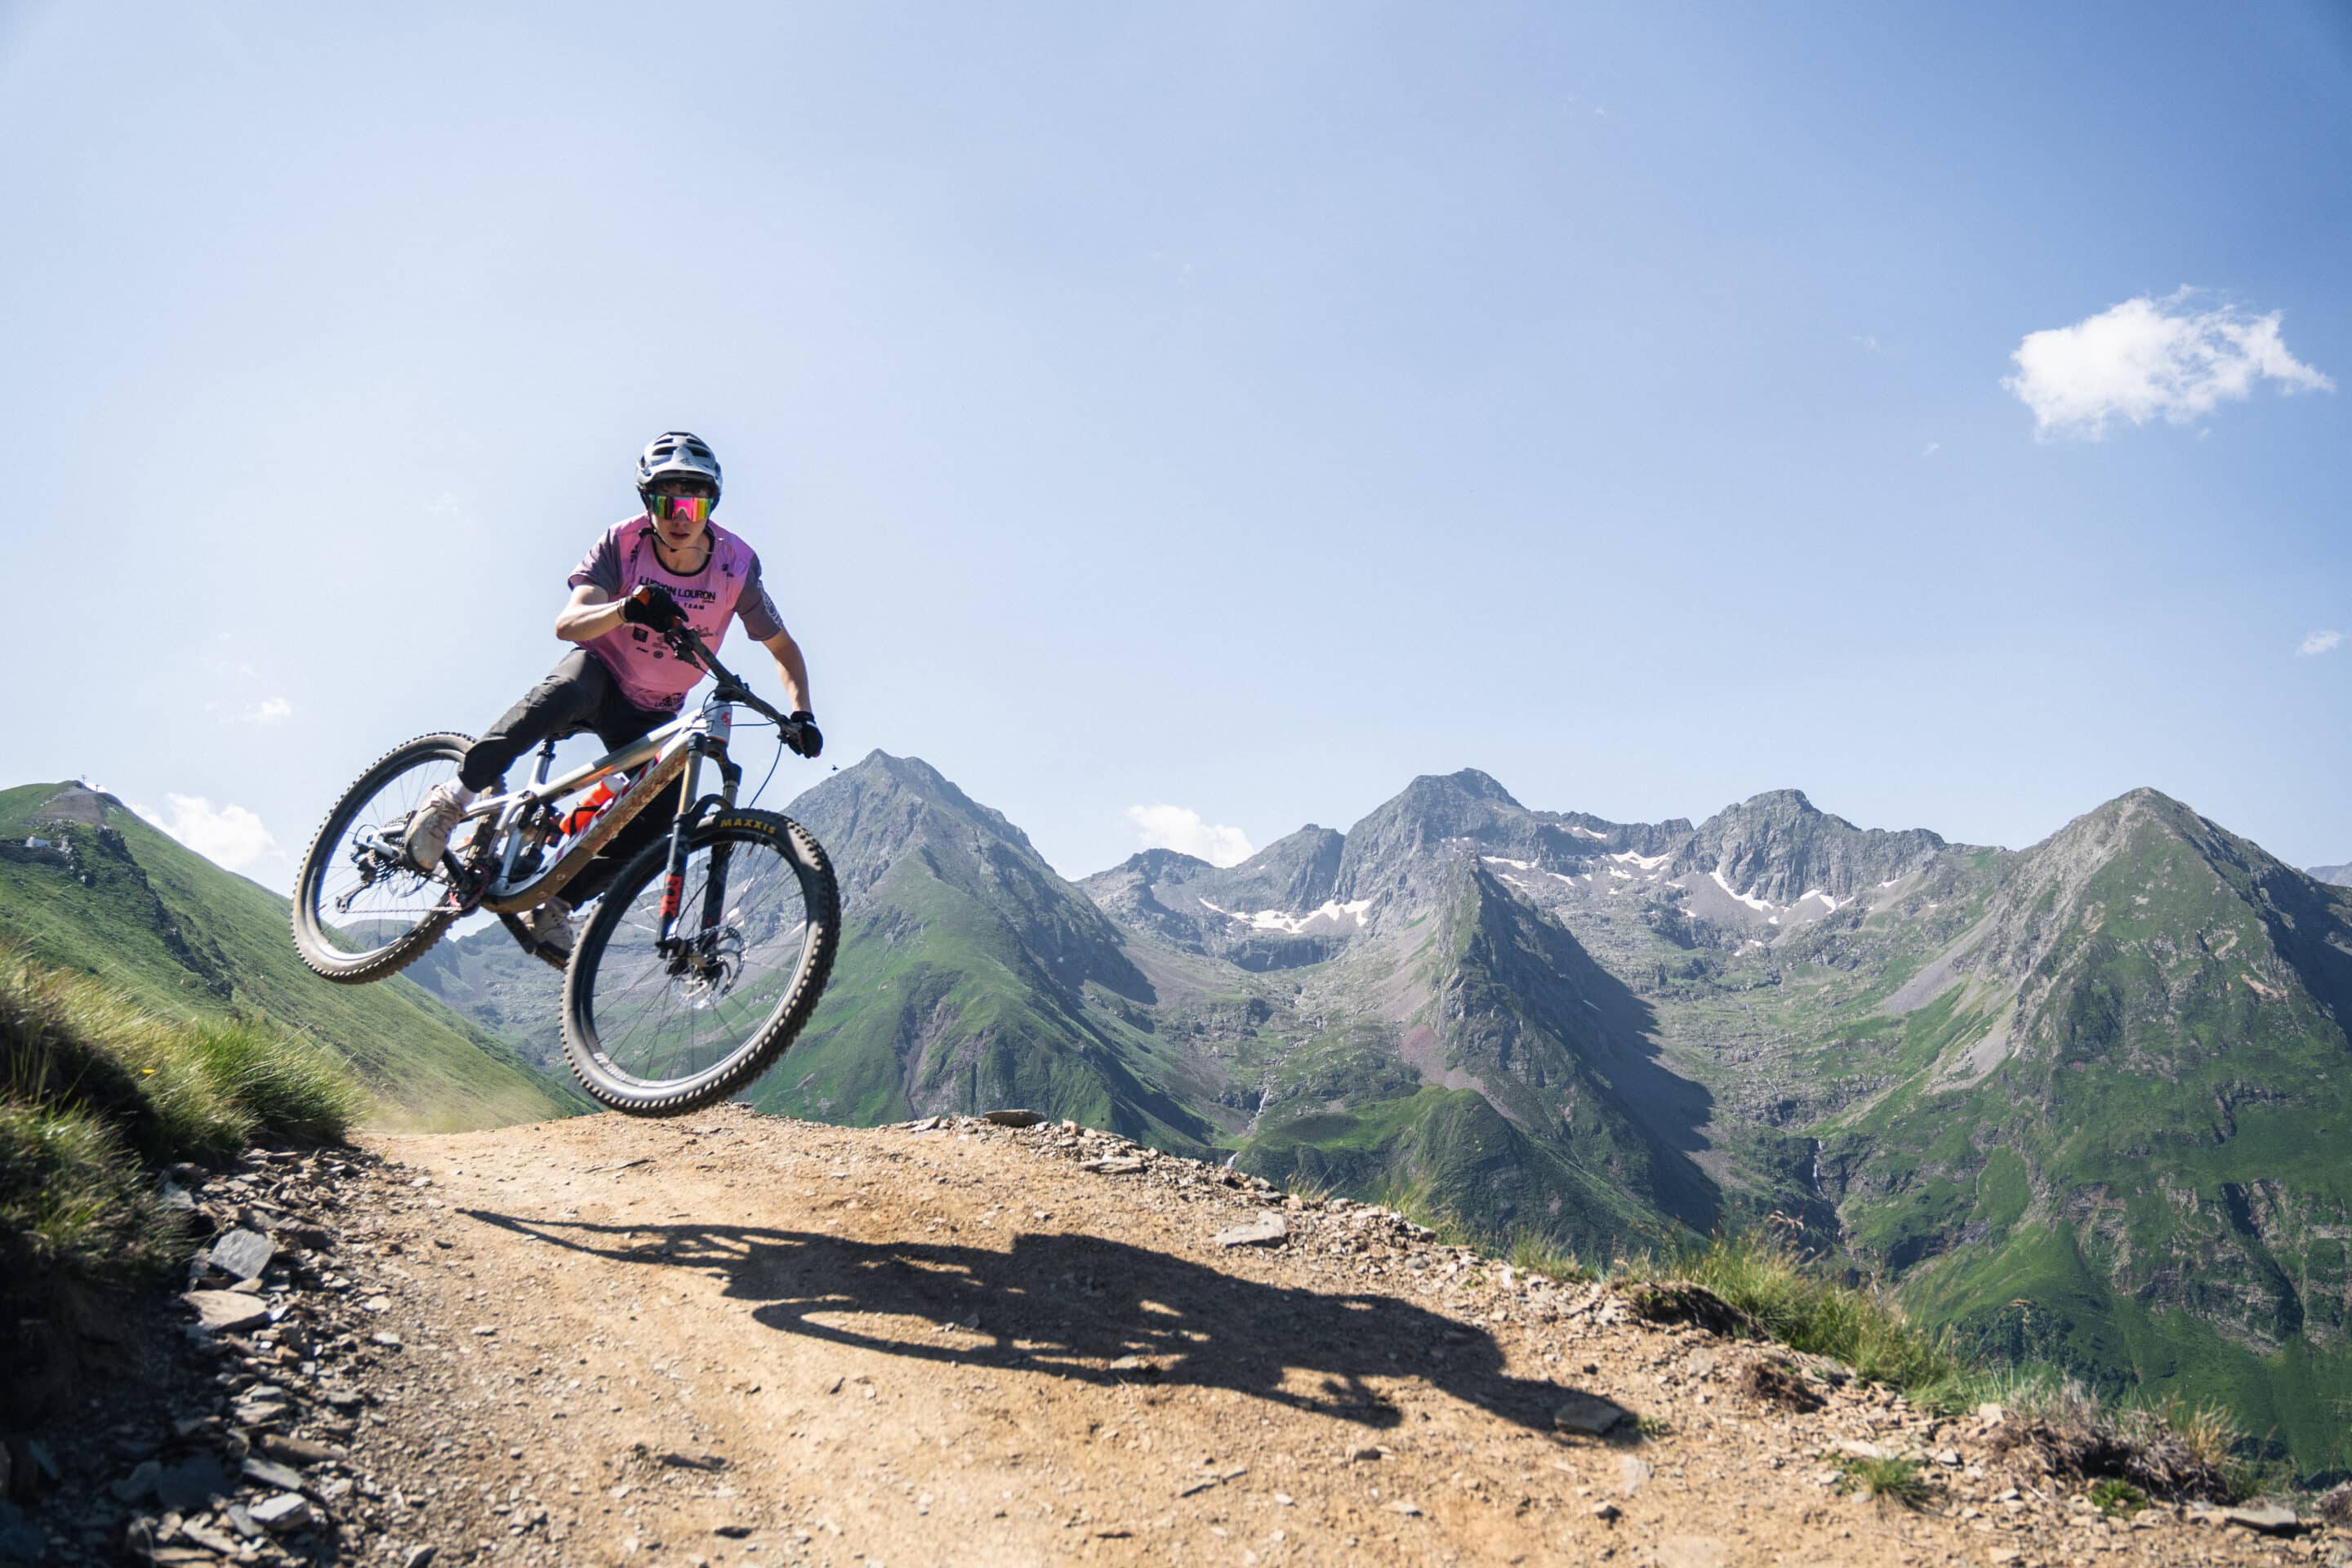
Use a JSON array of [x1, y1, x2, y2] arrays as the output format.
[[457, 700, 737, 916]]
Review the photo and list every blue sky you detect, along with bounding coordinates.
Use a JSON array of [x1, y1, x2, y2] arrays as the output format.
[[2, 2, 2345, 884]]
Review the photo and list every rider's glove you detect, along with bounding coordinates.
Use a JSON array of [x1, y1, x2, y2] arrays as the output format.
[[786, 712, 824, 760], [621, 583, 685, 630]]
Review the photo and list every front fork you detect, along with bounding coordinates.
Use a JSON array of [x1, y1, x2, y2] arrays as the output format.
[[654, 737, 743, 968]]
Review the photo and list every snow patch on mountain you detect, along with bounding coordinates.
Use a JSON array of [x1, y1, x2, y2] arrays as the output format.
[[1709, 868, 1779, 913], [1200, 898, 1374, 934]]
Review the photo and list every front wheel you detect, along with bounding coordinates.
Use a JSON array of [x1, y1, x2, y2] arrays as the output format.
[[292, 733, 474, 984], [560, 809, 840, 1116]]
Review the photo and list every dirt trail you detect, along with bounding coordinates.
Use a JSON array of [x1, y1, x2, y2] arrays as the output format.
[[322, 1108, 2331, 1568]]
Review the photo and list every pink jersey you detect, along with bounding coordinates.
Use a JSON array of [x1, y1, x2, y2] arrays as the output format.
[[569, 515, 779, 713]]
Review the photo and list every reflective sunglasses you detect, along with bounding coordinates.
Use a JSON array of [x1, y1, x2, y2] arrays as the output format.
[[651, 492, 712, 523]]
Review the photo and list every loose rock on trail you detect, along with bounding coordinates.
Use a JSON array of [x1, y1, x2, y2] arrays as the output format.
[[17, 1109, 2342, 1566]]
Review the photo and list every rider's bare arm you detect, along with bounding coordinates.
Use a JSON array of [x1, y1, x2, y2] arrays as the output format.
[[555, 584, 626, 643], [762, 626, 813, 715]]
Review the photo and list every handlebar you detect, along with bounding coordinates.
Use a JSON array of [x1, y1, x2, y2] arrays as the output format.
[[662, 621, 802, 737]]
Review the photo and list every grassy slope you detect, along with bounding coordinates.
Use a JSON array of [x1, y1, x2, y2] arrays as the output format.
[[0, 783, 579, 1131]]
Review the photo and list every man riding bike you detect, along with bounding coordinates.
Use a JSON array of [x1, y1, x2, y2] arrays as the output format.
[[403, 430, 821, 956]]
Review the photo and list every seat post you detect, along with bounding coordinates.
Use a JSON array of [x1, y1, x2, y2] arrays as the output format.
[[532, 737, 559, 786]]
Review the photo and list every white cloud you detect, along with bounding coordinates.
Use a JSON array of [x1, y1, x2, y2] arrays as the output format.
[[1127, 804, 1254, 867], [137, 794, 282, 871], [238, 697, 293, 725], [2003, 291, 2332, 440], [1921, 441, 1940, 457], [2299, 630, 2343, 657]]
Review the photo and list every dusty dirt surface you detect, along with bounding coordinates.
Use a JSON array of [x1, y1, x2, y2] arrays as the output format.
[[293, 1107, 2344, 1568]]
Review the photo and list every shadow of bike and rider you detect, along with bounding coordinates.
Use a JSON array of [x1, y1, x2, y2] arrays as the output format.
[[463, 1209, 1616, 1436]]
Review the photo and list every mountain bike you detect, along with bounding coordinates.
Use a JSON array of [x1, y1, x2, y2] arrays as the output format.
[[289, 620, 839, 1117]]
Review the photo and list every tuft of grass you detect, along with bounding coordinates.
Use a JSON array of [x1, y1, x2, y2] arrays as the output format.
[[2147, 1392, 2239, 1480], [2089, 1478, 2148, 1517], [1282, 1169, 1339, 1205], [1939, 1370, 2241, 1501], [1509, 1232, 1589, 1283], [0, 1101, 181, 1281], [1635, 1414, 1673, 1441], [1366, 1174, 1476, 1248], [182, 1017, 363, 1147], [1646, 1230, 1962, 1392], [1837, 1454, 1931, 1509]]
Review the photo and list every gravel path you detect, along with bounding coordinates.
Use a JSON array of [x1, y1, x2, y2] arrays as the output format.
[[21, 1108, 2342, 1566]]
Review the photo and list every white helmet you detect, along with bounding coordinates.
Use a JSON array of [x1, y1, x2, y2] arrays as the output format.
[[635, 431, 723, 506]]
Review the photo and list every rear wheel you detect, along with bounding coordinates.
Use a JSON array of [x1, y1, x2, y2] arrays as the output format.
[[291, 733, 474, 984], [561, 810, 839, 1116]]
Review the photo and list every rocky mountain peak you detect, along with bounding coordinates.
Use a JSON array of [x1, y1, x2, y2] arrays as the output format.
[[2026, 787, 2208, 876], [783, 753, 1152, 995], [1114, 847, 1217, 880], [1437, 768, 1522, 807], [1742, 787, 1818, 815], [1222, 825, 1347, 906], [786, 751, 1050, 899], [1675, 789, 1945, 905], [1332, 770, 1539, 915], [1958, 786, 2352, 1022]]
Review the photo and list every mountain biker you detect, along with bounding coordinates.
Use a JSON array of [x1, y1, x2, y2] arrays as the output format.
[[403, 431, 821, 955]]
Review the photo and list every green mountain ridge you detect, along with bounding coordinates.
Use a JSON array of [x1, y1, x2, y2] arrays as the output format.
[[0, 782, 581, 1131]]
